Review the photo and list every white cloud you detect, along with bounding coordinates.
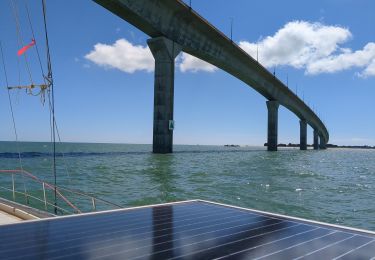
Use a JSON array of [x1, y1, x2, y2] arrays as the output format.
[[178, 53, 217, 73], [239, 21, 351, 68], [85, 39, 154, 73], [359, 56, 375, 78], [86, 24, 375, 77], [85, 38, 217, 74], [239, 21, 375, 77], [307, 42, 375, 75]]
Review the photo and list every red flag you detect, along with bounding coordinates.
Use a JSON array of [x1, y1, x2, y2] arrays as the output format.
[[17, 39, 36, 56]]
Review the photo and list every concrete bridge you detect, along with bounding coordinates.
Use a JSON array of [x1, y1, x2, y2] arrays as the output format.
[[94, 0, 329, 153]]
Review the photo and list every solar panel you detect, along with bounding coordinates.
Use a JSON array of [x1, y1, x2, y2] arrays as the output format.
[[0, 200, 373, 259]]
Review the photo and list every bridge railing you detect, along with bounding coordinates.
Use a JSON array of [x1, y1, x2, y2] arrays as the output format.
[[180, 0, 328, 142]]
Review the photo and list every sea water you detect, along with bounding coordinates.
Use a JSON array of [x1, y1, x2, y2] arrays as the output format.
[[0, 141, 374, 231]]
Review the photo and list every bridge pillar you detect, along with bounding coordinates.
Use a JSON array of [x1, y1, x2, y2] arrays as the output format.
[[147, 37, 181, 154], [313, 129, 319, 150], [300, 120, 307, 150], [266, 100, 279, 151], [319, 137, 327, 150]]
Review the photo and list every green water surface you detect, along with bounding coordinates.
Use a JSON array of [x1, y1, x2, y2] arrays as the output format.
[[0, 141, 374, 231]]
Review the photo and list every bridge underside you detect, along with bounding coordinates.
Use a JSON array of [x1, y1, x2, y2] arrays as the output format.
[[93, 0, 329, 153]]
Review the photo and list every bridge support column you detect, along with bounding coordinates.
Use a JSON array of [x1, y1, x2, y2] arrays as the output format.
[[313, 130, 319, 150], [300, 120, 307, 150], [319, 137, 327, 150], [266, 100, 279, 151], [147, 37, 181, 154]]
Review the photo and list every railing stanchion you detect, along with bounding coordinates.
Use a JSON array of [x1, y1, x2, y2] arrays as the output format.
[[42, 182, 47, 210], [92, 197, 96, 211], [1, 169, 121, 214], [11, 174, 15, 201]]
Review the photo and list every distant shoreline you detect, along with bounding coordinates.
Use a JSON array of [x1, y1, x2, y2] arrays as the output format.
[[1, 141, 374, 149], [264, 142, 375, 149], [325, 144, 375, 149]]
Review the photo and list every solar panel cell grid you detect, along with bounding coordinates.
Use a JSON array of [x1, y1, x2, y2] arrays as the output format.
[[0, 200, 373, 259]]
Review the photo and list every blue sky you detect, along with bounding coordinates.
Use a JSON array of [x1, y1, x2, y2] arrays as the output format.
[[0, 0, 374, 146]]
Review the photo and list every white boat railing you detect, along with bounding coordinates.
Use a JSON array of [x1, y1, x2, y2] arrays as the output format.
[[0, 169, 122, 215]]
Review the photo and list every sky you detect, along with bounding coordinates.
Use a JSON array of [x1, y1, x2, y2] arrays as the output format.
[[0, 0, 374, 146]]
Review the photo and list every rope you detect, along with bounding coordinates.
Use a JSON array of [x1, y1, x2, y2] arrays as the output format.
[[4, 1, 72, 210], [32, 0, 70, 182], [25, 2, 45, 78], [26, 1, 72, 182], [42, 0, 58, 214], [8, 0, 38, 203], [46, 91, 72, 182], [16, 53, 21, 86], [0, 41, 29, 203], [10, 0, 47, 104], [25, 1, 48, 104], [10, 0, 34, 85], [53, 118, 72, 182]]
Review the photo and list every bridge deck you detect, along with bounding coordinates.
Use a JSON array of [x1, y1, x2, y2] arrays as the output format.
[[93, 0, 329, 144], [0, 200, 373, 259]]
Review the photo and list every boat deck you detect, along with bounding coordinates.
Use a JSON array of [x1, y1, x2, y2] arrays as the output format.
[[0, 200, 374, 259], [0, 210, 21, 225]]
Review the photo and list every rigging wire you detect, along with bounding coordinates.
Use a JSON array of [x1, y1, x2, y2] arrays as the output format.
[[3, 1, 31, 202], [10, 0, 48, 104], [25, 2, 45, 78], [16, 53, 21, 87], [52, 116, 72, 182], [41, 0, 58, 214], [9, 0, 53, 204], [0, 41, 29, 203], [3, 1, 75, 213], [25, 1, 47, 104], [10, 0, 33, 85], [25, 0, 71, 182]]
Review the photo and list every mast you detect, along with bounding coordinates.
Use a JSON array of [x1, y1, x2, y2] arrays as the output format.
[[41, 0, 57, 214]]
